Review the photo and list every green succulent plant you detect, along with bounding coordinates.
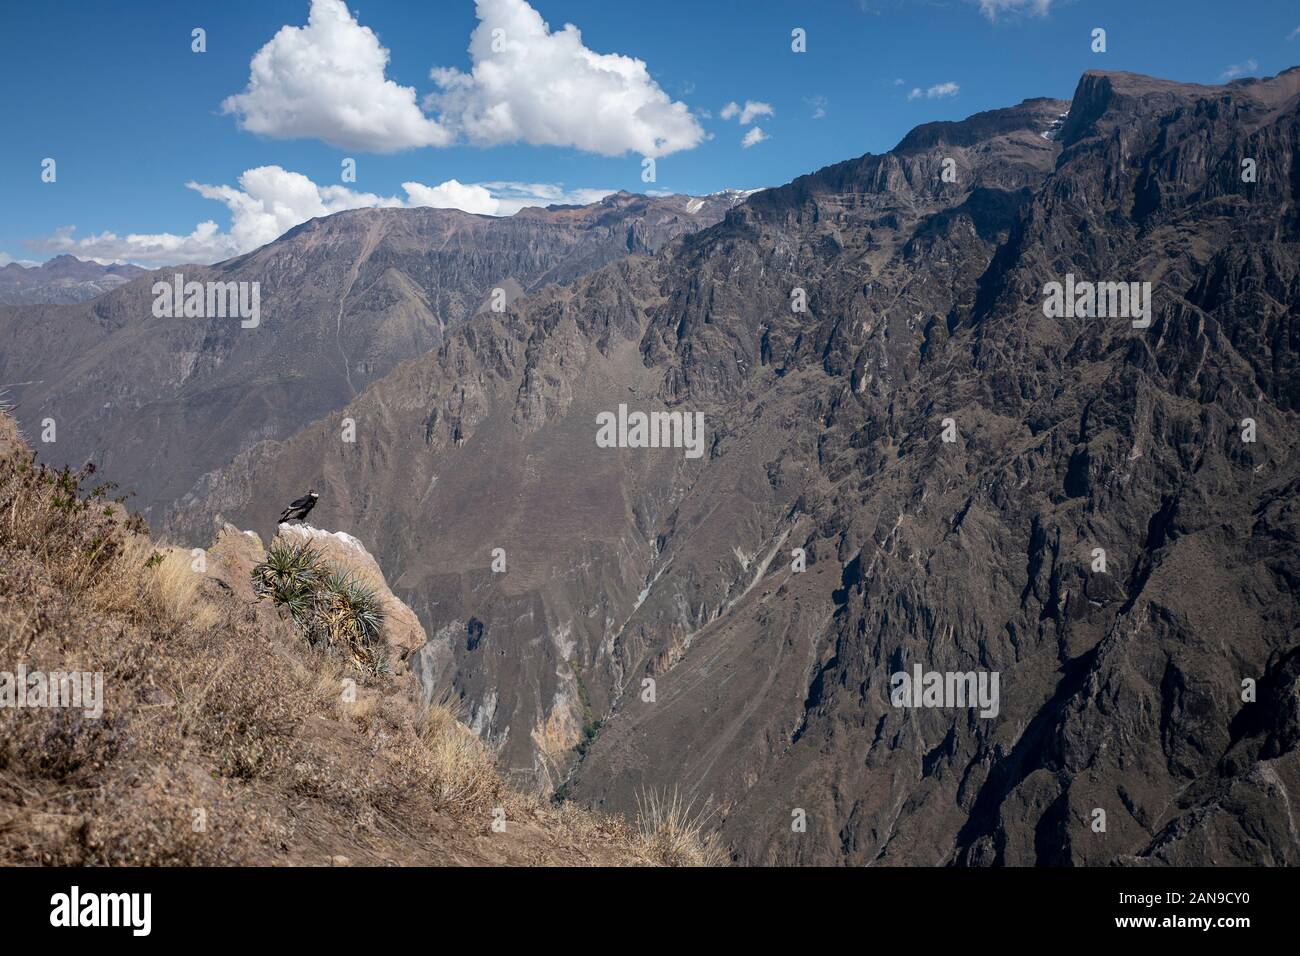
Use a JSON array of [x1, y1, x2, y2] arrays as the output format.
[[252, 539, 386, 672]]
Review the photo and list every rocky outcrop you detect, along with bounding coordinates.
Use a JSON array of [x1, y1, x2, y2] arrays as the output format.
[[203, 520, 428, 680]]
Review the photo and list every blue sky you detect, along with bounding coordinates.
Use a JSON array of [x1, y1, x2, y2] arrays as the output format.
[[1, 0, 1297, 267]]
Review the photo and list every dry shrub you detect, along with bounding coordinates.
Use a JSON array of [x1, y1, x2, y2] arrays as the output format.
[[144, 547, 222, 630], [0, 454, 138, 598], [415, 705, 503, 813], [0, 445, 311, 863], [634, 788, 728, 867], [183, 646, 301, 781]]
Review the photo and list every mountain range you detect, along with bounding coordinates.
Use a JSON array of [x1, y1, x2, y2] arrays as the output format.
[[0, 255, 146, 305], [0, 191, 742, 516], [3, 69, 1297, 865]]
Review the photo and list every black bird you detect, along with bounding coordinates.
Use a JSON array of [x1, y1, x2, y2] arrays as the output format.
[[279, 489, 319, 524]]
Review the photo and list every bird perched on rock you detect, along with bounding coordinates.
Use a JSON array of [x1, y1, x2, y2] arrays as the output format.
[[279, 490, 319, 524]]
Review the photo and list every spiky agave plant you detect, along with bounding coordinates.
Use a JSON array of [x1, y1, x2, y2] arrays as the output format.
[[315, 570, 385, 670], [251, 539, 322, 629]]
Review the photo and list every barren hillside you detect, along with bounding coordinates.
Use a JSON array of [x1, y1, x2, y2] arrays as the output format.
[[0, 415, 720, 866]]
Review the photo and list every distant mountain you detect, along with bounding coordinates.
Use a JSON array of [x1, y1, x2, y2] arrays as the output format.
[[0, 254, 146, 304], [0, 191, 740, 517], [170, 69, 1300, 865]]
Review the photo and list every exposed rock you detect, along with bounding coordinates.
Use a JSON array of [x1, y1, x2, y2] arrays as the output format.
[[204, 522, 268, 605]]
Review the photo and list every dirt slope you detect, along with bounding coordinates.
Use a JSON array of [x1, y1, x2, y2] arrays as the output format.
[[0, 416, 719, 866]]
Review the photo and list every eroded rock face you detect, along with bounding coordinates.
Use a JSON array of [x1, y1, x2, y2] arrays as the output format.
[[143, 70, 1300, 863]]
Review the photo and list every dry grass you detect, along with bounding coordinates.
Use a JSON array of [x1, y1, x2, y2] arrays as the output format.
[[0, 433, 725, 866], [0, 454, 287, 862], [415, 706, 502, 813], [635, 788, 728, 867], [142, 543, 223, 631]]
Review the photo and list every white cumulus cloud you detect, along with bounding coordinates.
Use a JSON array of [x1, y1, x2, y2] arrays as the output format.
[[28, 167, 615, 267], [426, 0, 704, 157], [401, 179, 502, 215], [185, 166, 404, 255], [741, 126, 769, 148], [476, 181, 619, 210], [221, 0, 702, 158], [221, 0, 451, 152]]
